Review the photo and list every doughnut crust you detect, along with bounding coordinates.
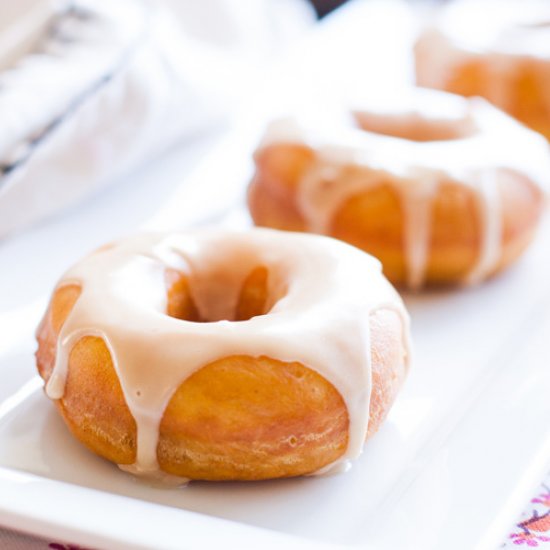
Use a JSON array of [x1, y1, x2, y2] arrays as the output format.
[[36, 235, 408, 481]]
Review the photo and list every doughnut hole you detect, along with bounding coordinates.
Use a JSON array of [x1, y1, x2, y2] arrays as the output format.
[[354, 111, 476, 142], [165, 265, 271, 323], [165, 268, 199, 321], [235, 266, 269, 320]]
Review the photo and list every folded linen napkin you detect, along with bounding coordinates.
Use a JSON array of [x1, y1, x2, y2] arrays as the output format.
[[0, 0, 313, 239], [0, 0, 66, 71]]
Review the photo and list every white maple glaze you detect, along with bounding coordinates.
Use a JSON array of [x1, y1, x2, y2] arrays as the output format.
[[415, 0, 550, 120], [257, 88, 550, 288], [45, 229, 410, 481]]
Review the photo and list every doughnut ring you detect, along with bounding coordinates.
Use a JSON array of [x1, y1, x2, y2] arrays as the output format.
[[36, 229, 410, 482], [248, 89, 549, 288]]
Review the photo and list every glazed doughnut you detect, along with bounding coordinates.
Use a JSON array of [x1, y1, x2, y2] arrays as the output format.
[[248, 89, 549, 288], [415, 0, 550, 139], [36, 229, 410, 482]]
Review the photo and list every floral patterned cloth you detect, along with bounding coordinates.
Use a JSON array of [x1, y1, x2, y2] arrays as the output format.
[[0, 473, 549, 549], [502, 475, 550, 548]]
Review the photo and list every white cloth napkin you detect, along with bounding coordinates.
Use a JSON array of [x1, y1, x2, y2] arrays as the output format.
[[0, 0, 314, 239]]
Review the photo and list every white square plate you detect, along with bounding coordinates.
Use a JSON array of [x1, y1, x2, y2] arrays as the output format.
[[0, 2, 549, 549]]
